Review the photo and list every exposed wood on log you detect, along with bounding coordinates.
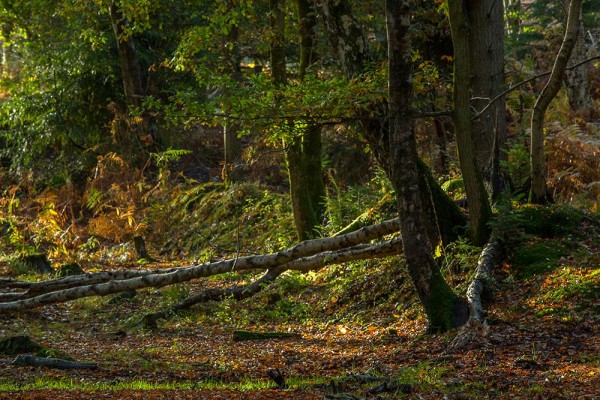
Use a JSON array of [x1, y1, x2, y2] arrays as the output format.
[[266, 368, 287, 388]]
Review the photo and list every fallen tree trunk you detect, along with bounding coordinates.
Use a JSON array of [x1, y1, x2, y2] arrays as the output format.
[[142, 268, 285, 329], [142, 236, 402, 328], [0, 218, 400, 314], [446, 234, 502, 351], [233, 330, 301, 341], [11, 354, 98, 370]]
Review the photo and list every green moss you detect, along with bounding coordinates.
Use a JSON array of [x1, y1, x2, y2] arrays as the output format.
[[535, 268, 599, 315], [441, 177, 465, 199], [517, 205, 583, 238], [423, 270, 468, 333], [159, 182, 295, 259], [0, 335, 73, 360], [511, 240, 569, 279]]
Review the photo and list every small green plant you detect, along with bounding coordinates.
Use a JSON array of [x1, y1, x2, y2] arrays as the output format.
[[6, 258, 34, 276], [150, 148, 193, 187], [531, 266, 599, 317], [517, 205, 583, 238], [441, 177, 465, 200], [397, 361, 447, 388], [502, 143, 530, 193], [438, 236, 481, 275], [161, 284, 190, 303]]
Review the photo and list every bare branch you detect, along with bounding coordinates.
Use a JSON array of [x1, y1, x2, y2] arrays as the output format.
[[474, 54, 600, 119]]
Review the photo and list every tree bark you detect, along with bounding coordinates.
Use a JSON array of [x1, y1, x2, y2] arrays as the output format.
[[272, 0, 326, 241], [286, 133, 326, 240], [564, 6, 591, 118], [109, 0, 156, 148], [109, 1, 144, 110], [313, 0, 370, 80], [269, 0, 287, 86], [222, 0, 244, 182], [386, 0, 468, 333], [448, 0, 493, 245], [530, 0, 582, 204], [142, 235, 402, 327], [467, 0, 507, 198]]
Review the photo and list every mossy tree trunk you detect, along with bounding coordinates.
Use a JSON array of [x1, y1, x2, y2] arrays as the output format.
[[315, 0, 466, 247], [286, 133, 325, 241], [530, 0, 582, 204], [386, 0, 468, 333], [275, 0, 326, 241], [448, 0, 493, 246]]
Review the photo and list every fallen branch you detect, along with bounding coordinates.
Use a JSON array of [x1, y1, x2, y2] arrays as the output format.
[[474, 54, 600, 119], [0, 219, 400, 314], [11, 354, 98, 369], [232, 330, 301, 341], [142, 268, 283, 329], [141, 237, 402, 328]]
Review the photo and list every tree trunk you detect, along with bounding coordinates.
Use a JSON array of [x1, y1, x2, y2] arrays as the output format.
[[448, 0, 493, 245], [564, 8, 591, 118], [269, 0, 287, 86], [467, 0, 507, 199], [314, 0, 466, 246], [109, 0, 156, 148], [530, 0, 582, 204], [274, 0, 326, 240], [286, 136, 323, 240], [386, 0, 468, 333], [223, 122, 243, 182], [222, 1, 244, 183], [313, 0, 370, 80]]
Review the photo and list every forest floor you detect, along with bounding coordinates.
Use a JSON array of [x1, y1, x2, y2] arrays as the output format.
[[0, 187, 598, 399]]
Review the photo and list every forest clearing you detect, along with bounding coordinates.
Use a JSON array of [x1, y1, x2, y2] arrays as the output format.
[[0, 0, 599, 398]]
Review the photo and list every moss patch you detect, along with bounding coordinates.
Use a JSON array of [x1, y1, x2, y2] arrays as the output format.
[[516, 205, 583, 238], [510, 240, 570, 279], [0, 335, 73, 360], [528, 265, 599, 318]]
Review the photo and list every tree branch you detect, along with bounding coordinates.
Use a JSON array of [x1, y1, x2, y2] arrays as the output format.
[[474, 54, 600, 119]]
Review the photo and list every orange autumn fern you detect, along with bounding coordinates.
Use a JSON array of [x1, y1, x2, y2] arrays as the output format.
[[546, 123, 600, 206]]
